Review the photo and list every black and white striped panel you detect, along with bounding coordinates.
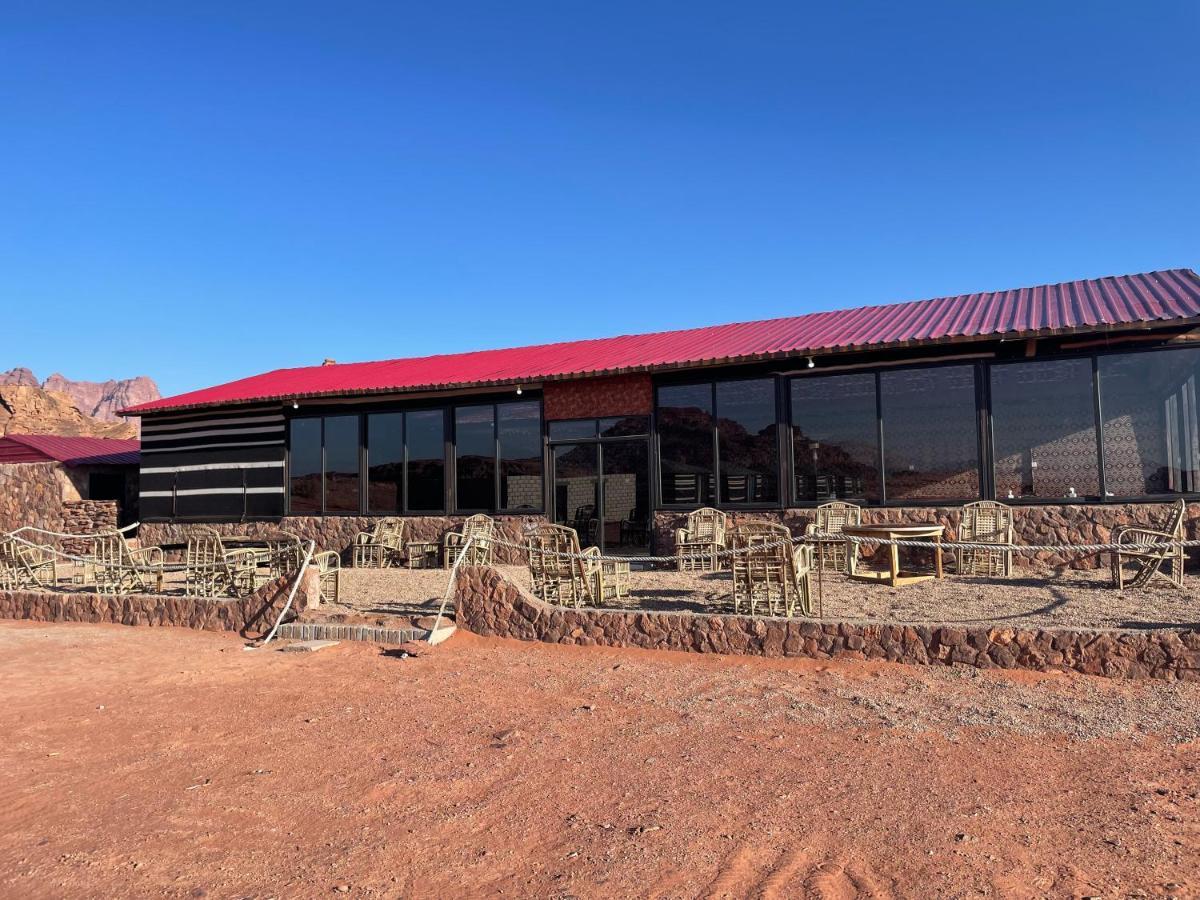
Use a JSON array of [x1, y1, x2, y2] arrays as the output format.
[[139, 405, 286, 520]]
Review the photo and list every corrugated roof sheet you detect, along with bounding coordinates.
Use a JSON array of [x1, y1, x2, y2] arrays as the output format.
[[0, 434, 140, 467], [125, 268, 1200, 415]]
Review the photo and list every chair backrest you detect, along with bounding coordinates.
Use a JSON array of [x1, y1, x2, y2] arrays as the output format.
[[185, 526, 227, 571], [959, 500, 1013, 544], [685, 507, 728, 544], [268, 531, 306, 576], [0, 537, 25, 577], [1160, 499, 1187, 539], [93, 531, 134, 570], [729, 522, 797, 601], [813, 502, 862, 535], [371, 518, 406, 550], [461, 514, 495, 542]]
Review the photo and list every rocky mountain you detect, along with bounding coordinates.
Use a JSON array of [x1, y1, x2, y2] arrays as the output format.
[[41, 373, 160, 422], [0, 385, 137, 439], [0, 368, 159, 438]]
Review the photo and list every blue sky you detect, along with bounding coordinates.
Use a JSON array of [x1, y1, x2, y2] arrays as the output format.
[[2, 2, 1197, 397]]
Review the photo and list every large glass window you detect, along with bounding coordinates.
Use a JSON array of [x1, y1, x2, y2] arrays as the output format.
[[991, 359, 1099, 500], [716, 379, 778, 503], [455, 405, 496, 510], [658, 384, 714, 505], [406, 409, 445, 511], [1100, 348, 1200, 496], [288, 418, 322, 514], [881, 365, 980, 501], [498, 401, 542, 511], [791, 373, 880, 502], [322, 415, 361, 513], [367, 412, 403, 513]]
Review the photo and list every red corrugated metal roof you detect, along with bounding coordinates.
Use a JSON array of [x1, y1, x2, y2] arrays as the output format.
[[0, 434, 140, 467], [125, 268, 1200, 416]]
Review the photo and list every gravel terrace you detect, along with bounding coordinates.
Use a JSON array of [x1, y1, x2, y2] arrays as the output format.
[[336, 563, 1200, 632]]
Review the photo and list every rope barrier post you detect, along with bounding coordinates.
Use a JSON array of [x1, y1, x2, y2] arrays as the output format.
[[428, 535, 473, 644]]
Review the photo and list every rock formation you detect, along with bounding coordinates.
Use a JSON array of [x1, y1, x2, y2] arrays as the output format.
[[40, 373, 160, 422], [0, 385, 138, 439]]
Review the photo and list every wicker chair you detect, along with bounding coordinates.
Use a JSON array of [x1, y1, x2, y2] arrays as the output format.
[[675, 507, 728, 572], [803, 502, 862, 574], [444, 514, 496, 567], [955, 501, 1014, 577], [270, 532, 341, 603], [1110, 499, 1187, 590], [728, 522, 812, 617], [93, 531, 164, 595], [185, 527, 259, 598], [0, 535, 56, 590], [527, 524, 630, 608], [353, 518, 406, 568]]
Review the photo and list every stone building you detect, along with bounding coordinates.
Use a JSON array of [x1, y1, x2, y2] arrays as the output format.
[[0, 434, 140, 536], [121, 268, 1200, 567]]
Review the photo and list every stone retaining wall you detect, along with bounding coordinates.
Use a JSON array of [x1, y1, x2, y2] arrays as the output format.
[[0, 568, 320, 638], [653, 501, 1200, 570], [455, 565, 1200, 681], [140, 514, 547, 564]]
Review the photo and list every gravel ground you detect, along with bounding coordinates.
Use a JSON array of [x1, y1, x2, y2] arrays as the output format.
[[334, 563, 1200, 631]]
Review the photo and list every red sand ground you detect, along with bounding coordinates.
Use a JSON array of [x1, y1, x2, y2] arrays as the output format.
[[1, 621, 1198, 898]]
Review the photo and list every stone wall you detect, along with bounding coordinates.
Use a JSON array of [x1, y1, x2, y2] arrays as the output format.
[[140, 514, 547, 564], [0, 568, 320, 639], [455, 565, 1200, 681], [653, 501, 1200, 570], [0, 461, 64, 535], [60, 500, 119, 555]]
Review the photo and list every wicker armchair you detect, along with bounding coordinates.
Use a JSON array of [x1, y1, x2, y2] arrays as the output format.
[[675, 507, 728, 572], [353, 518, 406, 568], [93, 531, 164, 595], [527, 524, 630, 608], [184, 527, 259, 598], [803, 502, 862, 574], [1110, 499, 1187, 590], [444, 514, 496, 567], [728, 522, 812, 618], [0, 535, 56, 590], [955, 501, 1014, 577], [270, 532, 341, 603]]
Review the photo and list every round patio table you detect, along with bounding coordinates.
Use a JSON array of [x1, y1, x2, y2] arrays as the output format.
[[841, 523, 946, 587]]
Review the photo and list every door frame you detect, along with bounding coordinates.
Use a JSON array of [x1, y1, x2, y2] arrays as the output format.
[[548, 436, 650, 553]]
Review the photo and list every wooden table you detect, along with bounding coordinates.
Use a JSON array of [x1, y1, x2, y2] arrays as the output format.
[[842, 524, 945, 587]]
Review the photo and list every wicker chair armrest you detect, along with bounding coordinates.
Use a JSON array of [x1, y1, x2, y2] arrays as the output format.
[[131, 546, 164, 566], [353, 532, 375, 546], [1115, 527, 1178, 545], [443, 531, 465, 548], [19, 542, 56, 565], [313, 550, 341, 572], [224, 548, 259, 566], [674, 528, 688, 546]]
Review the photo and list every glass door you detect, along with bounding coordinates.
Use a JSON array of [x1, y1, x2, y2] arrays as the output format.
[[552, 444, 600, 548], [600, 441, 650, 554]]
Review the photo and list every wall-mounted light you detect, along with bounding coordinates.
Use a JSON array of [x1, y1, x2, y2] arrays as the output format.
[[806, 357, 815, 369], [516, 385, 523, 395], [292, 400, 299, 410]]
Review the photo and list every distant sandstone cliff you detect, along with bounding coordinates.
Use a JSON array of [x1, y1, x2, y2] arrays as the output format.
[[0, 368, 160, 438]]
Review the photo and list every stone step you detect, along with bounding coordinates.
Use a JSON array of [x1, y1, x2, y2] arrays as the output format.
[[274, 621, 448, 645]]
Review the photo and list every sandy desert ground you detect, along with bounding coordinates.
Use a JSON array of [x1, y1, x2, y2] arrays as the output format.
[[1, 620, 1198, 898]]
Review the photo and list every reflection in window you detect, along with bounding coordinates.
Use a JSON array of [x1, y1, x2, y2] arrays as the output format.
[[991, 359, 1098, 499], [553, 443, 599, 546], [1101, 348, 1200, 496], [548, 419, 596, 441], [599, 416, 649, 438], [657, 384, 714, 505], [791, 374, 880, 502], [881, 366, 980, 501], [406, 409, 445, 511], [288, 418, 322, 514], [455, 405, 496, 510], [367, 413, 403, 513], [498, 401, 543, 510], [716, 379, 778, 503], [322, 415, 360, 513]]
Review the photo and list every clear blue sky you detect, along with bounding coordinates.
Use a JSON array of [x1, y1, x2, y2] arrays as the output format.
[[3, 2, 1197, 397]]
